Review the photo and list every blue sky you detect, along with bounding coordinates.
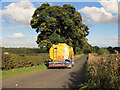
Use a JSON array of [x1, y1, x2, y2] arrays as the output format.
[[0, 0, 119, 47]]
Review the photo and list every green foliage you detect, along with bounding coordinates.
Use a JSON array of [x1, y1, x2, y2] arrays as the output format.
[[107, 46, 114, 54], [92, 46, 100, 53], [2, 53, 49, 70], [107, 46, 120, 54], [114, 47, 120, 53], [49, 32, 66, 44], [38, 40, 52, 51], [75, 47, 82, 55], [97, 48, 109, 55], [30, 3, 91, 54]]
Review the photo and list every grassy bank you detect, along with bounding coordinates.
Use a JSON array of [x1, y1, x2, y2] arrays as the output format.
[[80, 53, 120, 89], [2, 64, 47, 79]]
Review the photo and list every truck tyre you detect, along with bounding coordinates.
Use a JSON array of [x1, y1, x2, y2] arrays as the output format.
[[72, 64, 74, 67], [72, 61, 74, 67], [67, 65, 72, 69]]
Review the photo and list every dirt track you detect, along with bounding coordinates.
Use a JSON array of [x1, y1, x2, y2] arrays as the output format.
[[2, 55, 88, 88]]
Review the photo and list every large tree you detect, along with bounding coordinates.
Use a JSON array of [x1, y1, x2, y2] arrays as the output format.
[[30, 3, 91, 53]]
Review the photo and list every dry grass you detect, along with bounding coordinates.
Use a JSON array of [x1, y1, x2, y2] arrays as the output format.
[[80, 53, 120, 88]]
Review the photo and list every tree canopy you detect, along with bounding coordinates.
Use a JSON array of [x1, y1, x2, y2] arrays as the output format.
[[30, 3, 91, 54]]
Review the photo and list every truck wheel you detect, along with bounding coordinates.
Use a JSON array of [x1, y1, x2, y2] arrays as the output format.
[[72, 64, 74, 67], [67, 67, 71, 69], [67, 65, 72, 69], [71, 62, 74, 67]]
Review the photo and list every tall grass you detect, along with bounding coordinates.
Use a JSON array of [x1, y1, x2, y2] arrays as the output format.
[[80, 53, 120, 89]]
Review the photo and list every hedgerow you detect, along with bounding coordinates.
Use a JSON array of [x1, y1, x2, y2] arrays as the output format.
[[2, 53, 49, 70]]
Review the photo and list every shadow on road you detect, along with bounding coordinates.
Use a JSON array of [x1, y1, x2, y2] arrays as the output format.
[[63, 56, 88, 88]]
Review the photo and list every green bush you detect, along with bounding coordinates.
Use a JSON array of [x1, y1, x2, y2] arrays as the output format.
[[75, 47, 83, 55], [97, 48, 109, 55], [2, 53, 49, 70]]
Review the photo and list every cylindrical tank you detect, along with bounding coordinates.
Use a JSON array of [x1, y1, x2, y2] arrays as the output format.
[[49, 43, 74, 61]]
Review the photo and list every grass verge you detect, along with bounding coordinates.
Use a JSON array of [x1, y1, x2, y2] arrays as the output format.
[[2, 64, 47, 79], [74, 54, 84, 60]]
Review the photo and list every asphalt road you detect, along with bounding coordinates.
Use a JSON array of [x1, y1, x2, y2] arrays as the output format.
[[2, 55, 88, 88]]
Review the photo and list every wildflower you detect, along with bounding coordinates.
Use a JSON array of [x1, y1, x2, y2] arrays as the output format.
[[16, 84, 18, 87], [115, 58, 118, 61]]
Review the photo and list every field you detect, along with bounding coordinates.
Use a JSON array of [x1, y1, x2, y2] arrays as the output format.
[[80, 53, 120, 89]]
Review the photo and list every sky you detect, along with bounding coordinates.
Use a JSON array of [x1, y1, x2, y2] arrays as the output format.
[[0, 0, 119, 48]]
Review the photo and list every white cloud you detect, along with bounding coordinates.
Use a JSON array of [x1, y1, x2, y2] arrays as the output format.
[[79, 0, 118, 24], [7, 33, 26, 39], [2, 0, 36, 25], [49, 3, 53, 6], [99, 0, 118, 14]]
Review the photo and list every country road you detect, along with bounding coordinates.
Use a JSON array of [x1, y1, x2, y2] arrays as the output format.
[[2, 55, 88, 88]]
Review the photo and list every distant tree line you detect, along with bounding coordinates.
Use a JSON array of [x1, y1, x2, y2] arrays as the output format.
[[1, 47, 48, 55], [1, 46, 120, 55], [91, 46, 120, 54]]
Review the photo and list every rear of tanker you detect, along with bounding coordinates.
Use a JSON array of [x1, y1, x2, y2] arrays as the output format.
[[49, 43, 74, 68]]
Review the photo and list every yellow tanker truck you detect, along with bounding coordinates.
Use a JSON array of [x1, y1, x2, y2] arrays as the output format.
[[49, 43, 74, 68]]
